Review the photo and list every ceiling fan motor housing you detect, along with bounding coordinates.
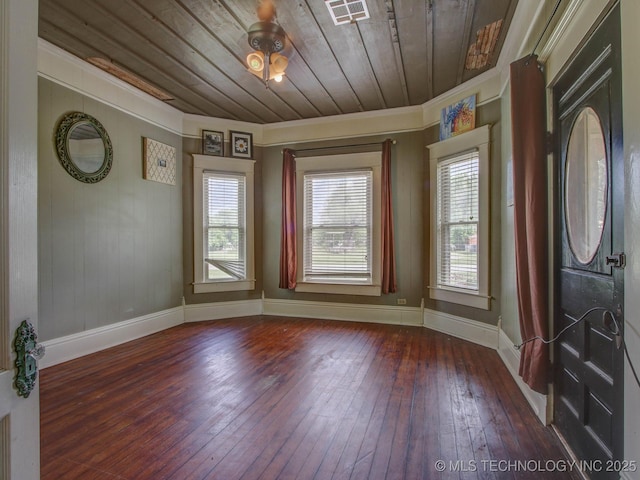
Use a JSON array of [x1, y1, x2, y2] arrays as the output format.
[[248, 21, 286, 54]]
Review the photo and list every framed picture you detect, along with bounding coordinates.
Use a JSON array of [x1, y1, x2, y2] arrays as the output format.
[[202, 130, 224, 156], [143, 137, 176, 185], [230, 131, 253, 159], [439, 94, 476, 140]]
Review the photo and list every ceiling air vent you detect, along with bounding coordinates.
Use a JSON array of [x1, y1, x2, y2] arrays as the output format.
[[325, 0, 370, 26]]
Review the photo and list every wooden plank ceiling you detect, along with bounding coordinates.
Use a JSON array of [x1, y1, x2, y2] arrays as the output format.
[[38, 0, 518, 124]]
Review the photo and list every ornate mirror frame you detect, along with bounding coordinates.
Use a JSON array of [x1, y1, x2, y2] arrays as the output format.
[[55, 111, 113, 183]]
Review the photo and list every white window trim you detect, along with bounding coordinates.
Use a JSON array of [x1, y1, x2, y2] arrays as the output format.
[[427, 125, 491, 309], [193, 154, 255, 293], [295, 152, 382, 297]]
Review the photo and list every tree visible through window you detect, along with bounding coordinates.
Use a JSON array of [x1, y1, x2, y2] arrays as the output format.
[[428, 125, 489, 309], [203, 171, 246, 281], [436, 151, 479, 291], [303, 170, 373, 283]]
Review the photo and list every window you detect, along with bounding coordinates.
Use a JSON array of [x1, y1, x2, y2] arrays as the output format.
[[437, 151, 479, 290], [296, 152, 381, 296], [428, 125, 490, 309], [303, 170, 372, 283], [203, 172, 246, 281], [193, 155, 255, 293]]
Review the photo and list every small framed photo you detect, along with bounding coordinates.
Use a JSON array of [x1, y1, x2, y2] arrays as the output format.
[[230, 131, 253, 159], [202, 130, 224, 156]]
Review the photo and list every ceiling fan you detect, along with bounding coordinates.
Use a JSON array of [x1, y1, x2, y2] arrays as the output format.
[[245, 0, 289, 86]]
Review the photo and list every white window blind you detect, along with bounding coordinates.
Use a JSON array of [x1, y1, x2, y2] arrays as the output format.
[[303, 170, 372, 283], [203, 171, 246, 282], [436, 150, 479, 291]]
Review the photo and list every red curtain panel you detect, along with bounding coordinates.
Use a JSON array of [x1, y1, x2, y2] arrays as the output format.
[[510, 55, 550, 394], [381, 139, 397, 294], [279, 148, 297, 289]]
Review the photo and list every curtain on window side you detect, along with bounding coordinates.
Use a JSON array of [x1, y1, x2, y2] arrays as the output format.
[[279, 148, 297, 289], [510, 55, 549, 394], [381, 139, 397, 293]]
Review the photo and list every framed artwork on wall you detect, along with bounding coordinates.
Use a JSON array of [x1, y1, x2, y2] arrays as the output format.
[[202, 130, 224, 156], [230, 131, 253, 159], [143, 137, 176, 185], [439, 94, 476, 140]]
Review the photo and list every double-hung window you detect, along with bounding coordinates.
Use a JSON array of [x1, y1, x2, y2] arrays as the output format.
[[428, 125, 490, 309], [296, 152, 381, 296], [193, 155, 255, 293]]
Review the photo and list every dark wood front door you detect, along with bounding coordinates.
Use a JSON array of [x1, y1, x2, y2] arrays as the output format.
[[553, 4, 624, 478]]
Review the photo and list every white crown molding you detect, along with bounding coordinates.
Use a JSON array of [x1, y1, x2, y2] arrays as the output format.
[[261, 104, 424, 147], [37, 38, 184, 135], [263, 70, 506, 146], [37, 0, 555, 146], [497, 327, 550, 425]]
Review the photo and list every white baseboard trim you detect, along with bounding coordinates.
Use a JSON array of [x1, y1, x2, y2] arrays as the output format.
[[40, 306, 184, 370], [497, 327, 549, 425], [183, 299, 263, 323], [262, 298, 423, 326], [423, 308, 499, 349], [38, 299, 547, 431]]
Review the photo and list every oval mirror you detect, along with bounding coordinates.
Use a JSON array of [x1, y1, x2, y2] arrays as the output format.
[[565, 107, 608, 264], [55, 112, 113, 183]]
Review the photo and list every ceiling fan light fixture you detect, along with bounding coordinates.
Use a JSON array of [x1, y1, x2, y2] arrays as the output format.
[[246, 3, 289, 86]]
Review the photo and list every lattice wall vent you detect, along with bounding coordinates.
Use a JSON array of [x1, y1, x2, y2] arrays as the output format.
[[324, 0, 370, 26]]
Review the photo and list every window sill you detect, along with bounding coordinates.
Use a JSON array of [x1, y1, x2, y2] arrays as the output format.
[[295, 282, 381, 297], [428, 286, 490, 310], [193, 279, 255, 294]]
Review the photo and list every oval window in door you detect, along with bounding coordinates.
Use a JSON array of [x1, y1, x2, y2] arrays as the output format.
[[565, 107, 608, 264]]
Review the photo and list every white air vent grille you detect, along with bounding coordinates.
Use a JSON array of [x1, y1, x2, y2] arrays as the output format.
[[325, 0, 370, 25]]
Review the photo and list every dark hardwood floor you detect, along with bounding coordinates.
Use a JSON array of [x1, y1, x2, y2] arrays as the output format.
[[40, 316, 580, 479]]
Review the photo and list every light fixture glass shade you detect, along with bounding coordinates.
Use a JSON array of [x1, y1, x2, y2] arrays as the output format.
[[246, 52, 265, 72], [270, 53, 288, 73]]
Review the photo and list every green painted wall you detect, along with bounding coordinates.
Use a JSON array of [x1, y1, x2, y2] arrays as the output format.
[[38, 78, 183, 341]]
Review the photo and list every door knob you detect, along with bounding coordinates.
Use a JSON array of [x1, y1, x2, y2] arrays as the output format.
[[14, 319, 45, 398]]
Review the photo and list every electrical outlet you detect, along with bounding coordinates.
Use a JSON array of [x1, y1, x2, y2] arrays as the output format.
[[397, 298, 407, 305]]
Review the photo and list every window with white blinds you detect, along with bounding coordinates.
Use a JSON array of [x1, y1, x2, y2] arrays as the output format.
[[436, 151, 479, 291], [193, 154, 255, 294], [427, 124, 490, 309], [303, 169, 373, 283], [203, 171, 246, 281]]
